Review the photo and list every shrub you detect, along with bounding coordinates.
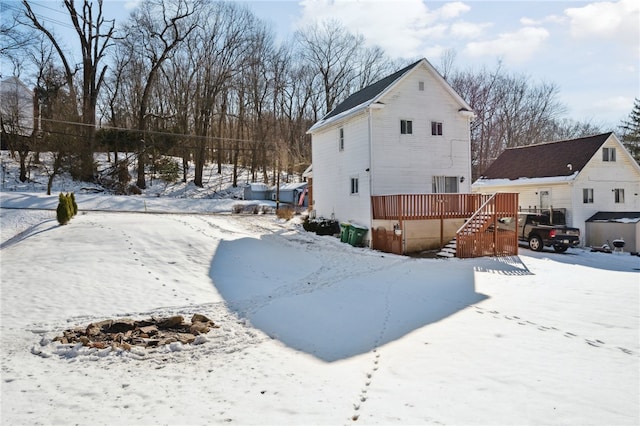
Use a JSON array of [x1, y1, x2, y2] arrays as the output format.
[[232, 204, 244, 214], [302, 217, 339, 235], [303, 216, 317, 232], [69, 192, 78, 216], [155, 157, 180, 183], [276, 206, 295, 220], [56, 193, 71, 225]]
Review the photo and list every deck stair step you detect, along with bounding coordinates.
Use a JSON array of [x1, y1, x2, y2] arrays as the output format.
[[437, 238, 458, 258]]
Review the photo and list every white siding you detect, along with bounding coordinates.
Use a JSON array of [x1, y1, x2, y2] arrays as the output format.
[[370, 67, 472, 195], [310, 111, 372, 227], [572, 135, 640, 236], [472, 135, 640, 243], [310, 60, 473, 237]]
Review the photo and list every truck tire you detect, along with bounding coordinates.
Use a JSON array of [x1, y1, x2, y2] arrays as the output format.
[[553, 245, 568, 253], [528, 235, 544, 252]]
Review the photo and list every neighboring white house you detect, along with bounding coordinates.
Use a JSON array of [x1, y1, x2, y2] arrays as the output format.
[[307, 58, 474, 245], [0, 77, 35, 139], [472, 132, 640, 247]]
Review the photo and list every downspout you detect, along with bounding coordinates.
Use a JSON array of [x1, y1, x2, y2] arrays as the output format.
[[368, 106, 374, 248]]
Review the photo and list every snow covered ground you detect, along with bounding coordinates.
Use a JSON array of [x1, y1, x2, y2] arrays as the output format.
[[1, 191, 638, 426]]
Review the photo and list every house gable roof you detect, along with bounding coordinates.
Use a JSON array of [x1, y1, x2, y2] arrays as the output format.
[[308, 58, 472, 133], [478, 132, 614, 181]]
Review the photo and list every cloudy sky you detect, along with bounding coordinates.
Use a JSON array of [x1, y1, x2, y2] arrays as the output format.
[[7, 0, 639, 128], [256, 0, 638, 128]]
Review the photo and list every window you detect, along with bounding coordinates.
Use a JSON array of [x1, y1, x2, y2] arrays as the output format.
[[418, 81, 424, 91], [400, 119, 413, 134], [614, 188, 624, 203], [431, 121, 443, 136], [583, 188, 594, 203], [350, 177, 359, 194], [432, 176, 459, 193], [603, 147, 616, 162], [339, 128, 344, 151]]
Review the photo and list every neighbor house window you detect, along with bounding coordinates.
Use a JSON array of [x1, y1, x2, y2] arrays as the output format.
[[418, 81, 425, 91], [339, 128, 344, 151], [350, 177, 359, 194], [431, 121, 443, 136], [614, 188, 624, 203], [583, 188, 594, 203], [432, 176, 459, 193], [400, 119, 413, 134], [603, 147, 616, 162]]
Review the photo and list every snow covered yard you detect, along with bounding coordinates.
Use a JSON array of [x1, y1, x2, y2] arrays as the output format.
[[1, 192, 639, 425]]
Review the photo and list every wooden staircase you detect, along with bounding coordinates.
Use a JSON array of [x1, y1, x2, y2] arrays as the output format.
[[444, 193, 519, 259]]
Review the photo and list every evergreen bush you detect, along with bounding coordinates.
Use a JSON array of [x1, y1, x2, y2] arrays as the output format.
[[56, 193, 71, 225], [69, 192, 78, 216]]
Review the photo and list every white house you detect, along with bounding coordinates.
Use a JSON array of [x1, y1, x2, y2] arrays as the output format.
[[307, 58, 475, 248], [0, 77, 36, 139], [472, 132, 640, 248]]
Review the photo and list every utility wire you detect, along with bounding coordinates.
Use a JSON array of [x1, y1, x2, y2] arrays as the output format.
[[38, 117, 280, 145]]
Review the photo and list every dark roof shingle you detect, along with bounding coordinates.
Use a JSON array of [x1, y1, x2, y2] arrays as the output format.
[[479, 133, 613, 180], [322, 59, 422, 121]]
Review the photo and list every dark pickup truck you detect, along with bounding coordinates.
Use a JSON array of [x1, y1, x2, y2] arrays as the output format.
[[517, 212, 580, 253]]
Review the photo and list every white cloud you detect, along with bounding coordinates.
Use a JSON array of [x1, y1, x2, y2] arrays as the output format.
[[296, 0, 472, 58], [450, 21, 491, 39], [124, 0, 141, 11], [464, 27, 550, 63], [520, 14, 565, 26], [565, 0, 639, 45], [433, 2, 471, 20]]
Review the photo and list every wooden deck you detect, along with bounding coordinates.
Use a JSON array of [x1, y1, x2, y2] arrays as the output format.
[[371, 193, 518, 258]]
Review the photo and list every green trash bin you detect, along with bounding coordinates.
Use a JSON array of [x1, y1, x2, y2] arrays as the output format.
[[348, 224, 368, 247], [339, 223, 351, 243]]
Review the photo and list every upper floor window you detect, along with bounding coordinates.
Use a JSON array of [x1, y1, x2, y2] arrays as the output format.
[[583, 188, 594, 203], [350, 177, 359, 195], [431, 121, 443, 136], [418, 81, 424, 91], [432, 176, 459, 193], [400, 120, 413, 135], [603, 147, 616, 162], [339, 128, 344, 151], [614, 188, 624, 203]]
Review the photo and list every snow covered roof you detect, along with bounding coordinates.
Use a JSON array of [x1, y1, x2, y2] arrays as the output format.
[[586, 211, 640, 223], [249, 183, 269, 191], [279, 182, 307, 191], [473, 174, 578, 188], [476, 133, 613, 182]]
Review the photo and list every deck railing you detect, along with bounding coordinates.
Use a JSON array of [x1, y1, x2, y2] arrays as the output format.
[[371, 193, 492, 220], [370, 193, 518, 258], [455, 193, 519, 258]]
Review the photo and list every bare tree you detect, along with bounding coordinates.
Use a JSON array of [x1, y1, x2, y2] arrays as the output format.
[[189, 1, 252, 187], [120, 0, 197, 189], [449, 63, 567, 179], [22, 0, 115, 182], [295, 20, 363, 116]]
